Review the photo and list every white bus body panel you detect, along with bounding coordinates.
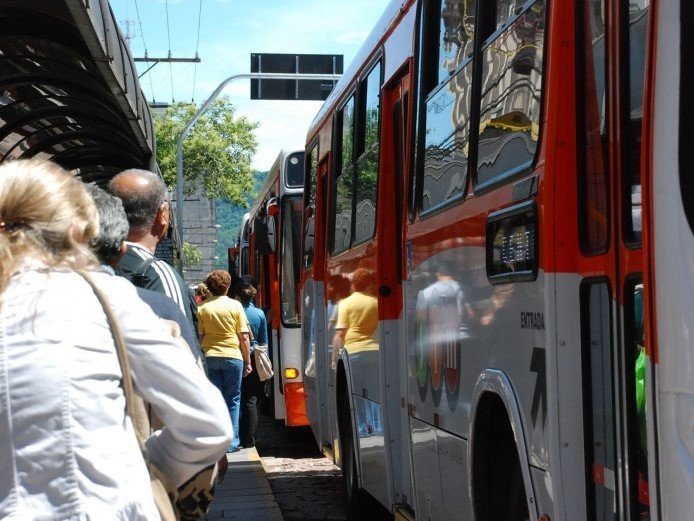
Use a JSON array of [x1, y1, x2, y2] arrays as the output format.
[[652, 3, 694, 517]]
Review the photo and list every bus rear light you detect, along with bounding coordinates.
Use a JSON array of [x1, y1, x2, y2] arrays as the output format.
[[284, 367, 299, 379]]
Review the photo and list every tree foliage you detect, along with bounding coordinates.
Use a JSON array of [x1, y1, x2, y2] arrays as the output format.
[[182, 242, 202, 267], [154, 97, 258, 205], [214, 170, 267, 268]]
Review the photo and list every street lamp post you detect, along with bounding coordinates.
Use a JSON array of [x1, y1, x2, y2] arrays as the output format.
[[175, 71, 341, 274]]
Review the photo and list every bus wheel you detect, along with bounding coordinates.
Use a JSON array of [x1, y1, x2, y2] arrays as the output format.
[[339, 386, 362, 518], [472, 394, 529, 521], [338, 386, 392, 520], [260, 378, 274, 416]]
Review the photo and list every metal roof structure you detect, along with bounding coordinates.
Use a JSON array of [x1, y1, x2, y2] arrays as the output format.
[[0, 0, 155, 184]]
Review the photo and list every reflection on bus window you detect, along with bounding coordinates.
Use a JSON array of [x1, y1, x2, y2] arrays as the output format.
[[303, 146, 318, 268], [333, 173, 353, 253], [354, 62, 381, 243], [581, 281, 617, 519], [341, 96, 355, 173], [578, 0, 608, 255], [333, 97, 356, 254], [495, 0, 527, 31], [476, 1, 545, 187], [438, 0, 476, 83], [281, 196, 303, 325], [627, 281, 650, 519], [422, 60, 473, 212], [624, 1, 649, 245]]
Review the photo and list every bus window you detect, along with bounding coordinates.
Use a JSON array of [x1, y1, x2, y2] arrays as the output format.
[[303, 145, 318, 269], [241, 247, 249, 276], [286, 151, 305, 188], [625, 280, 650, 519], [418, 0, 476, 214], [578, 0, 609, 255], [623, 1, 649, 246], [495, 0, 526, 30], [438, 0, 476, 83], [682, 1, 694, 232], [581, 280, 618, 519], [476, 0, 545, 187], [421, 63, 473, 213], [332, 95, 356, 254], [281, 196, 303, 326], [354, 62, 381, 244]]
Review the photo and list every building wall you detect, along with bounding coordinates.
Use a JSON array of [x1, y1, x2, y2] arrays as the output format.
[[181, 188, 218, 286]]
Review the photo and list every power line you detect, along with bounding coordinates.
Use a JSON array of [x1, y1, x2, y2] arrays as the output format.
[[191, 0, 203, 102], [132, 0, 155, 102], [165, 0, 175, 102]]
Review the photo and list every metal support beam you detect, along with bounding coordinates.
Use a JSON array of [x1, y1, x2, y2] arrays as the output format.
[[175, 71, 341, 273], [134, 57, 201, 62]]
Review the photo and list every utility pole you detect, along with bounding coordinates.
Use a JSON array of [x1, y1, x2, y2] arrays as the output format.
[[121, 19, 138, 46]]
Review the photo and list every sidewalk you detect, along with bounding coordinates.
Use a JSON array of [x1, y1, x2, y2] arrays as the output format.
[[206, 446, 283, 521]]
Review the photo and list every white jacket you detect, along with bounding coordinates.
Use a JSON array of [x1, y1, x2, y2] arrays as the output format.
[[0, 268, 232, 520]]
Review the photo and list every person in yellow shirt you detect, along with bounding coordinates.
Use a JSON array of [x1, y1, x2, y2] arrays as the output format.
[[333, 267, 378, 356], [198, 270, 251, 452]]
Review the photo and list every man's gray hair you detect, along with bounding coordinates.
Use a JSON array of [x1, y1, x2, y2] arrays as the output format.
[[108, 169, 168, 231], [85, 183, 129, 262]]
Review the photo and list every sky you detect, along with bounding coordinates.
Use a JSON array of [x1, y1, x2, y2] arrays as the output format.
[[110, 0, 392, 171]]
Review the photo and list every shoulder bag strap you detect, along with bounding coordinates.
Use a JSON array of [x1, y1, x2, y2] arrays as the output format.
[[77, 270, 148, 446]]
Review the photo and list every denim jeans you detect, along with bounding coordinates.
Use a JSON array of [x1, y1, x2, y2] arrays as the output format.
[[206, 357, 243, 451]]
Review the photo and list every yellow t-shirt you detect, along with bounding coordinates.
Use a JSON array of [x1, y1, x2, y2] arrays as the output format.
[[335, 291, 378, 346], [198, 295, 248, 359]]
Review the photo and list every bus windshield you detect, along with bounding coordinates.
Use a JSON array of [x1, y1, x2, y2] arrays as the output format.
[[280, 195, 303, 326], [285, 152, 305, 188]]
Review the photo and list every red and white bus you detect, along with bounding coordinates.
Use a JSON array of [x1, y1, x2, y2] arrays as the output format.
[[238, 149, 309, 427], [300, 0, 693, 519]]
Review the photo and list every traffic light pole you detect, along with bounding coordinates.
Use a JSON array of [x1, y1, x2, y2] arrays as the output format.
[[175, 72, 340, 274]]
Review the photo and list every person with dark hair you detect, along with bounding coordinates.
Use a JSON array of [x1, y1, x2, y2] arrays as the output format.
[[232, 275, 269, 448], [198, 270, 252, 452], [0, 159, 231, 519], [85, 184, 201, 363], [108, 169, 198, 335]]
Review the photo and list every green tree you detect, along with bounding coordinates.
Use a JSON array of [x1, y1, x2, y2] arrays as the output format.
[[214, 170, 268, 268], [182, 242, 202, 267], [154, 97, 258, 205]]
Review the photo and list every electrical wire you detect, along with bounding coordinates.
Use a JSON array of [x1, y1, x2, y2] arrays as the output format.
[[133, 0, 155, 102], [165, 0, 175, 102], [191, 0, 203, 102]]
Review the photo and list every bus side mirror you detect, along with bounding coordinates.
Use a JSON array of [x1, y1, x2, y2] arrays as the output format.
[[255, 216, 276, 254], [267, 197, 280, 217], [266, 215, 276, 253]]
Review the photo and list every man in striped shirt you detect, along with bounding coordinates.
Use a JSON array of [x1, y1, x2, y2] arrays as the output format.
[[109, 169, 198, 334]]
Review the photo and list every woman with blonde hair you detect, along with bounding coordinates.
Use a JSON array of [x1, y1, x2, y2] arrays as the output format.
[[0, 159, 232, 519], [198, 270, 252, 452]]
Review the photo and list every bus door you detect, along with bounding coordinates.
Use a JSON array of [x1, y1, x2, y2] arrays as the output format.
[[576, 1, 655, 519], [378, 65, 411, 507]]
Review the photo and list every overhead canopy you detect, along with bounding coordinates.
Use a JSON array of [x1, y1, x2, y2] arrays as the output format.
[[0, 0, 155, 184]]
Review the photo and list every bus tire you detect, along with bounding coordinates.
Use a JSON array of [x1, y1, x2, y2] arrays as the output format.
[[339, 385, 363, 519], [260, 377, 274, 416], [471, 393, 529, 521], [337, 378, 391, 519]]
